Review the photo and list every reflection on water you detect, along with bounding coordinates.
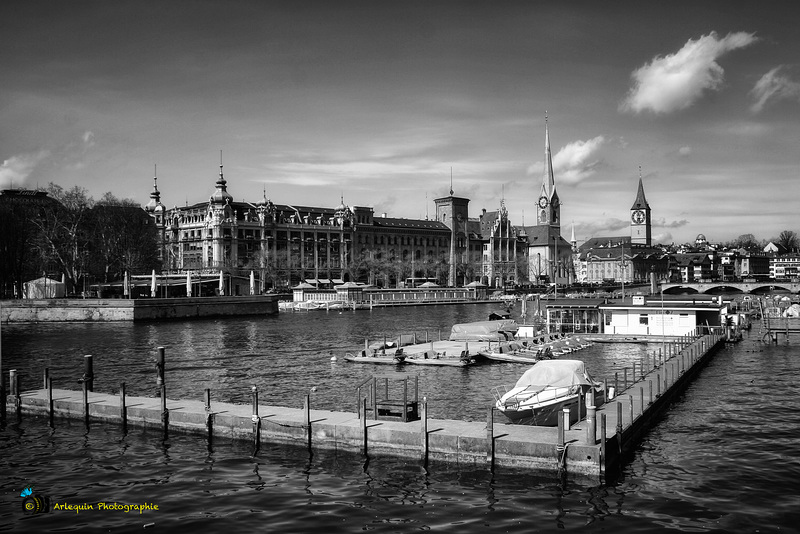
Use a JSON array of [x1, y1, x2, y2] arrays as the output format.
[[2, 305, 799, 532]]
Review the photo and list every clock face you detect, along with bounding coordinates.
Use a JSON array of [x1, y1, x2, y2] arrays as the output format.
[[538, 196, 549, 209], [632, 210, 646, 224]]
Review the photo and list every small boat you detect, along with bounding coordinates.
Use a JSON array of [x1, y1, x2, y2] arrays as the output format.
[[492, 360, 604, 426], [343, 348, 406, 365], [404, 348, 477, 367], [479, 341, 550, 363]]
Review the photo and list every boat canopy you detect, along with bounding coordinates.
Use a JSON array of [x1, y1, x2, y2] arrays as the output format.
[[513, 360, 595, 389], [449, 320, 519, 341]]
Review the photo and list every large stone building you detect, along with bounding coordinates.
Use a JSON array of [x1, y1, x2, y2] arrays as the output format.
[[142, 121, 587, 290]]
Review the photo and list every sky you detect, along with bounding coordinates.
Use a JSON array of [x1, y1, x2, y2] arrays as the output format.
[[2, 0, 799, 246]]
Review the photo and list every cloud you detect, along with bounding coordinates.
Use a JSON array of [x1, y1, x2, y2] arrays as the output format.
[[750, 66, 800, 113], [527, 135, 606, 185], [0, 149, 50, 188], [652, 217, 690, 229], [620, 31, 758, 114], [678, 146, 692, 156], [652, 232, 674, 244]]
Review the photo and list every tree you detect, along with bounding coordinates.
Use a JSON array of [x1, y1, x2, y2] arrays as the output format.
[[31, 184, 95, 293], [728, 233, 762, 252], [777, 230, 799, 252]]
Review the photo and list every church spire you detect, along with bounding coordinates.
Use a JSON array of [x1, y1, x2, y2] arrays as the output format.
[[542, 112, 555, 199], [631, 166, 650, 210]]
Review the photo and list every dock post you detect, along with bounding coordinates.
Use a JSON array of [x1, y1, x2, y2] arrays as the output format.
[[486, 405, 494, 468], [656, 372, 661, 397], [623, 368, 628, 391], [82, 378, 89, 425], [614, 372, 618, 394], [361, 397, 368, 457], [204, 388, 213, 448], [649, 380, 653, 405], [84, 355, 94, 392], [632, 362, 637, 383], [43, 367, 49, 390], [603, 378, 609, 403], [119, 382, 126, 432], [616, 402, 623, 435], [251, 386, 260, 453], [156, 347, 165, 388], [10, 369, 17, 397], [420, 397, 428, 465], [585, 392, 596, 445], [0, 370, 5, 424], [639, 386, 644, 415], [557, 410, 566, 470], [47, 375, 53, 426], [303, 394, 311, 453], [629, 395, 634, 423], [600, 413, 607, 475], [160, 384, 168, 437]]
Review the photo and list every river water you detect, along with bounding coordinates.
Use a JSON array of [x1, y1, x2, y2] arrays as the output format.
[[1, 302, 799, 532]]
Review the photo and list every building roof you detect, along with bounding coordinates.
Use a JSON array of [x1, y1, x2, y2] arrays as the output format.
[[372, 217, 448, 231], [630, 177, 650, 210]]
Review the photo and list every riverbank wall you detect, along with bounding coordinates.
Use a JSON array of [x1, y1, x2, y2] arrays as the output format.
[[4, 330, 725, 479], [0, 295, 279, 323]]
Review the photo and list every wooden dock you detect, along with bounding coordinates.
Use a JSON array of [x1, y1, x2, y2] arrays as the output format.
[[3, 331, 725, 480]]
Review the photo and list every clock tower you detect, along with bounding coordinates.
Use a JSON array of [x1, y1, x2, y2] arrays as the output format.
[[630, 172, 651, 246], [536, 116, 561, 231]]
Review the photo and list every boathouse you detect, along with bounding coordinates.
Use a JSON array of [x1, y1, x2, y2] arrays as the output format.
[[599, 295, 725, 336]]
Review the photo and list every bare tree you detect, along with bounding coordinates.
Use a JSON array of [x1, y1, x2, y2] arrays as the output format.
[[777, 230, 799, 252]]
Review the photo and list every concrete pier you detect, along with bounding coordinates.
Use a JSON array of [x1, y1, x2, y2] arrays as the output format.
[[4, 331, 724, 479]]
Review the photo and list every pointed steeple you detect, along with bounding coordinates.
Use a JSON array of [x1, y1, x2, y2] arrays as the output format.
[[542, 112, 555, 199], [144, 164, 164, 213], [210, 150, 233, 203], [631, 166, 649, 210]]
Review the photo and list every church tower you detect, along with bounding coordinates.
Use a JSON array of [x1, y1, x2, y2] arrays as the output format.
[[536, 116, 561, 231], [434, 175, 470, 286], [630, 168, 652, 246]]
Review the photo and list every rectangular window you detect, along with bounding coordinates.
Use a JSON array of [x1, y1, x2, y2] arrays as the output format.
[[639, 314, 649, 325]]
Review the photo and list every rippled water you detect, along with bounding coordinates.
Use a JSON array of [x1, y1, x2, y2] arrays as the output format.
[[2, 303, 799, 532]]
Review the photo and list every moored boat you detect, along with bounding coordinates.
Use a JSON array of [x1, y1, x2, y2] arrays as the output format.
[[492, 360, 604, 426], [343, 348, 406, 365]]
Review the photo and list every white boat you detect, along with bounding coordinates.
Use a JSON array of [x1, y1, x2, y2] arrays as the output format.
[[492, 360, 604, 426]]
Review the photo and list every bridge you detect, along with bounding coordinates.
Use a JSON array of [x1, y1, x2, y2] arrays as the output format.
[[661, 281, 800, 294]]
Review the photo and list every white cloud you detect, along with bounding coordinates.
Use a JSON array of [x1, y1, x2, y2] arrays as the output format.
[[678, 146, 692, 156], [528, 136, 606, 185], [620, 31, 758, 114], [750, 66, 800, 113], [0, 149, 50, 188]]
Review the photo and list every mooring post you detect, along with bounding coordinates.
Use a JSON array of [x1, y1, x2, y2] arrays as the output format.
[[614, 372, 618, 394], [639, 386, 644, 415], [616, 401, 623, 435], [632, 362, 637, 383], [43, 367, 49, 390], [585, 392, 596, 445], [361, 397, 368, 457], [629, 394, 634, 423], [204, 388, 213, 446], [603, 378, 609, 403], [82, 377, 89, 425], [84, 355, 94, 392], [160, 384, 168, 436], [156, 347, 165, 388], [486, 405, 494, 467], [649, 380, 653, 405], [303, 393, 311, 453], [251, 385, 260, 452], [119, 382, 126, 431], [623, 368, 628, 391], [47, 375, 53, 426], [557, 409, 565, 469], [600, 413, 607, 475], [656, 372, 661, 397], [10, 369, 17, 397], [421, 397, 428, 464], [204, 388, 211, 412]]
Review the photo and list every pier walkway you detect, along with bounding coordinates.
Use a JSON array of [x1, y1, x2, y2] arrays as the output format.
[[4, 330, 724, 480]]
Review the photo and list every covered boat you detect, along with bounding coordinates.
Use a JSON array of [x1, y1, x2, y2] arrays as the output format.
[[492, 360, 603, 426], [449, 319, 518, 341]]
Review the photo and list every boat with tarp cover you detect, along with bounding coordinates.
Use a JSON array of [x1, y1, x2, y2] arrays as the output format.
[[491, 360, 604, 426]]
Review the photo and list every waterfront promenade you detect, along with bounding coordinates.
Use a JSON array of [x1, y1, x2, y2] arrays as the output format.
[[5, 330, 724, 479]]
